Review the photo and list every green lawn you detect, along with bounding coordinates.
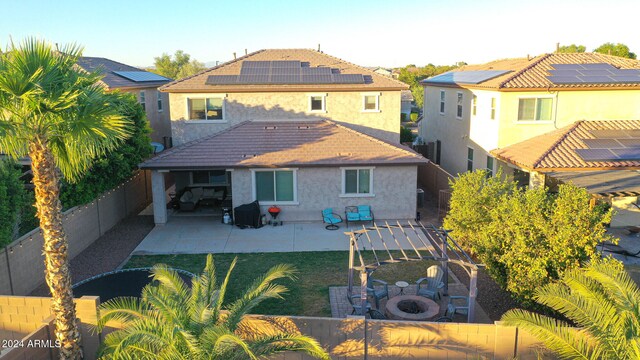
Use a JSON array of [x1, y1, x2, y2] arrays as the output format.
[[125, 251, 441, 317]]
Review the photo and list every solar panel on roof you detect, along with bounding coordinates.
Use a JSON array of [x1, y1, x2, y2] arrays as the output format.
[[112, 71, 170, 82], [301, 74, 333, 83], [271, 75, 301, 83], [550, 64, 585, 70], [271, 60, 301, 68], [612, 148, 640, 160], [582, 138, 624, 148], [617, 138, 640, 148], [548, 63, 640, 85], [547, 76, 584, 84], [333, 74, 365, 84], [575, 148, 618, 161], [615, 69, 640, 75], [205, 75, 238, 85], [240, 67, 270, 75], [423, 70, 510, 85], [238, 75, 270, 84], [301, 67, 332, 75], [578, 70, 614, 76], [549, 70, 582, 76], [272, 67, 300, 75], [580, 63, 616, 70], [609, 75, 640, 83], [576, 75, 615, 83]]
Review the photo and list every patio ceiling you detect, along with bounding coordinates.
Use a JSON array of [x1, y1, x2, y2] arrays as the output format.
[[547, 170, 640, 197]]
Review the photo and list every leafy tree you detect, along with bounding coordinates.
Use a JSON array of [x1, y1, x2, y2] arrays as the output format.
[[153, 50, 206, 80], [0, 39, 131, 359], [96, 254, 330, 360], [594, 42, 637, 59], [59, 93, 152, 209], [444, 171, 612, 302], [502, 258, 640, 359], [400, 126, 415, 143], [556, 44, 586, 53], [0, 160, 27, 247], [397, 63, 460, 108]]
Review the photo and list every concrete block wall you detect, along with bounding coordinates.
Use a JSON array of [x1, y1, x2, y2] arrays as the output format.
[[0, 171, 151, 296]]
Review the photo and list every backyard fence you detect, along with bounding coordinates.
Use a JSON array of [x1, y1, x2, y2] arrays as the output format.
[[0, 171, 152, 296], [0, 295, 553, 360], [417, 162, 455, 219]]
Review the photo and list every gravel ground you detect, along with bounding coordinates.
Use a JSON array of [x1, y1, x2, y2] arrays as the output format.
[[30, 215, 155, 296]]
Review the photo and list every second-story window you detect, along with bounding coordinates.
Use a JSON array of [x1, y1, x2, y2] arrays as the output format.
[[187, 97, 224, 121], [456, 92, 463, 119], [308, 94, 326, 112], [490, 97, 496, 120], [472, 95, 477, 116], [518, 98, 553, 121], [439, 90, 445, 114], [467, 147, 474, 172], [139, 91, 146, 111], [362, 94, 380, 112], [157, 91, 163, 112]]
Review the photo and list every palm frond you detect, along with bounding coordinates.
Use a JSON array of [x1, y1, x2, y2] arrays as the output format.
[[247, 333, 330, 360], [200, 326, 258, 360], [95, 296, 150, 331]]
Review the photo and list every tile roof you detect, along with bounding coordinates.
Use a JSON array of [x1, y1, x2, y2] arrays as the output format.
[[490, 120, 640, 171], [401, 89, 414, 101], [140, 120, 427, 170], [161, 49, 408, 92], [77, 57, 171, 90], [427, 53, 640, 90]]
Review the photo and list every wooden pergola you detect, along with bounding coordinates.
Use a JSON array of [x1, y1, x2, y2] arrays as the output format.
[[346, 221, 480, 322]]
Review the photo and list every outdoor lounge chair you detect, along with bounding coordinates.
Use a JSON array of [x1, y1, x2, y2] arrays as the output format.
[[416, 265, 444, 301], [345, 205, 374, 227], [367, 276, 389, 309], [444, 295, 469, 320], [347, 294, 371, 315], [322, 208, 343, 230]]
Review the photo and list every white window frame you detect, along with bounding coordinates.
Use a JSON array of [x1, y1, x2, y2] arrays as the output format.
[[340, 167, 375, 198], [157, 91, 163, 112], [516, 97, 554, 123], [362, 92, 380, 112], [251, 168, 298, 205], [472, 94, 477, 117], [490, 97, 496, 120], [439, 90, 445, 115], [467, 147, 474, 172], [139, 91, 146, 111], [456, 91, 463, 119], [486, 156, 494, 177], [307, 93, 327, 113], [185, 95, 227, 123]]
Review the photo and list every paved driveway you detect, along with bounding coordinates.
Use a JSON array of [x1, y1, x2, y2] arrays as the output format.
[[133, 217, 436, 255]]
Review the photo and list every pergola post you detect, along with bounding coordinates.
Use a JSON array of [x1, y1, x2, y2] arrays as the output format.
[[441, 230, 449, 296], [468, 267, 478, 323], [348, 236, 355, 293], [359, 270, 369, 316], [151, 170, 167, 225]]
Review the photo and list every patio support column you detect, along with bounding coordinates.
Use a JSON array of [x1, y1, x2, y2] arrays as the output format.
[[348, 236, 355, 294], [359, 270, 368, 316], [151, 170, 167, 225], [468, 267, 478, 323], [528, 171, 546, 189], [441, 230, 449, 296]]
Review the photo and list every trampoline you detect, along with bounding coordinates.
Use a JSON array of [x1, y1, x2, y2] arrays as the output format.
[[72, 268, 195, 302]]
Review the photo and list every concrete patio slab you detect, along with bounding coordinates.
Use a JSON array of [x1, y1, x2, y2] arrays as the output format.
[[132, 216, 436, 255]]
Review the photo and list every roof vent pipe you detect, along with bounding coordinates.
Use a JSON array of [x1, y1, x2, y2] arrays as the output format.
[[233, 52, 236, 59], [318, 44, 321, 52], [556, 42, 560, 52], [245, 49, 248, 55]]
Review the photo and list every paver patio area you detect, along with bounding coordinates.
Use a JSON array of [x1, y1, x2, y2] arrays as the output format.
[[133, 216, 435, 255]]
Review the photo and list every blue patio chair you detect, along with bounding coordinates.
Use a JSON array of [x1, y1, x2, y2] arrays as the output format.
[[367, 276, 389, 309], [322, 208, 343, 230], [444, 296, 470, 320], [347, 294, 371, 315], [416, 265, 444, 301], [357, 205, 374, 224]]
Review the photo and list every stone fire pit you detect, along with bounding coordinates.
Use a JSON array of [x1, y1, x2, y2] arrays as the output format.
[[385, 295, 440, 321]]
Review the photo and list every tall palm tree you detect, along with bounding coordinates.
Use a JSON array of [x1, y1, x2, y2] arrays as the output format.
[[96, 254, 330, 360], [0, 39, 131, 359], [501, 258, 640, 359]]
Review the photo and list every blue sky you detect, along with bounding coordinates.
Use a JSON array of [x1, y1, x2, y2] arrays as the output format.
[[2, 0, 640, 68]]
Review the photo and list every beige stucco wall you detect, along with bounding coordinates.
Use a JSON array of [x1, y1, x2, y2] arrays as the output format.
[[168, 91, 401, 145], [125, 88, 171, 144], [611, 196, 640, 227], [231, 165, 417, 222]]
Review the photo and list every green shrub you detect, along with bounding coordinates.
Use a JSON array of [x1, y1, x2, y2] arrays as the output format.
[[400, 113, 407, 122], [59, 92, 152, 209], [444, 170, 613, 303], [410, 112, 418, 122], [400, 126, 416, 143], [0, 160, 28, 247]]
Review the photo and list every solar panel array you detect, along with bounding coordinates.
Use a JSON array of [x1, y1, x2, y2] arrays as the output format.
[[574, 129, 640, 162], [422, 70, 511, 85], [112, 71, 171, 82], [206, 60, 365, 85], [547, 63, 640, 84]]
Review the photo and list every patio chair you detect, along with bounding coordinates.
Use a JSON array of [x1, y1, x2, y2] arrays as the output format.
[[322, 208, 343, 230], [416, 265, 444, 301], [367, 277, 389, 309], [368, 309, 386, 320], [345, 205, 375, 227], [444, 295, 469, 320], [347, 294, 371, 315]]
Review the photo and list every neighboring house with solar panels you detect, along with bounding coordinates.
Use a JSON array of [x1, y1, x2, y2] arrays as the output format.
[[141, 49, 426, 225], [76, 57, 173, 146]]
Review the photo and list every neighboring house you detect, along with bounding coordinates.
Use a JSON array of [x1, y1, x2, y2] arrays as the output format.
[[141, 49, 425, 225], [419, 53, 640, 180], [491, 120, 640, 227], [76, 57, 173, 146], [401, 90, 414, 119], [373, 67, 393, 77]]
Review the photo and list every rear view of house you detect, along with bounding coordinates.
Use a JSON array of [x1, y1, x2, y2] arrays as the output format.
[[141, 49, 427, 225]]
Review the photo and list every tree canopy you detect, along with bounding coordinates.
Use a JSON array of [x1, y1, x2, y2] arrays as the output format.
[[152, 50, 206, 80], [594, 42, 637, 59], [556, 44, 586, 53]]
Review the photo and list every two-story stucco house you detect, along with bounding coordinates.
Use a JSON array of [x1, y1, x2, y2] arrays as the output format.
[[140, 49, 426, 225], [76, 57, 172, 146], [419, 52, 640, 226]]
